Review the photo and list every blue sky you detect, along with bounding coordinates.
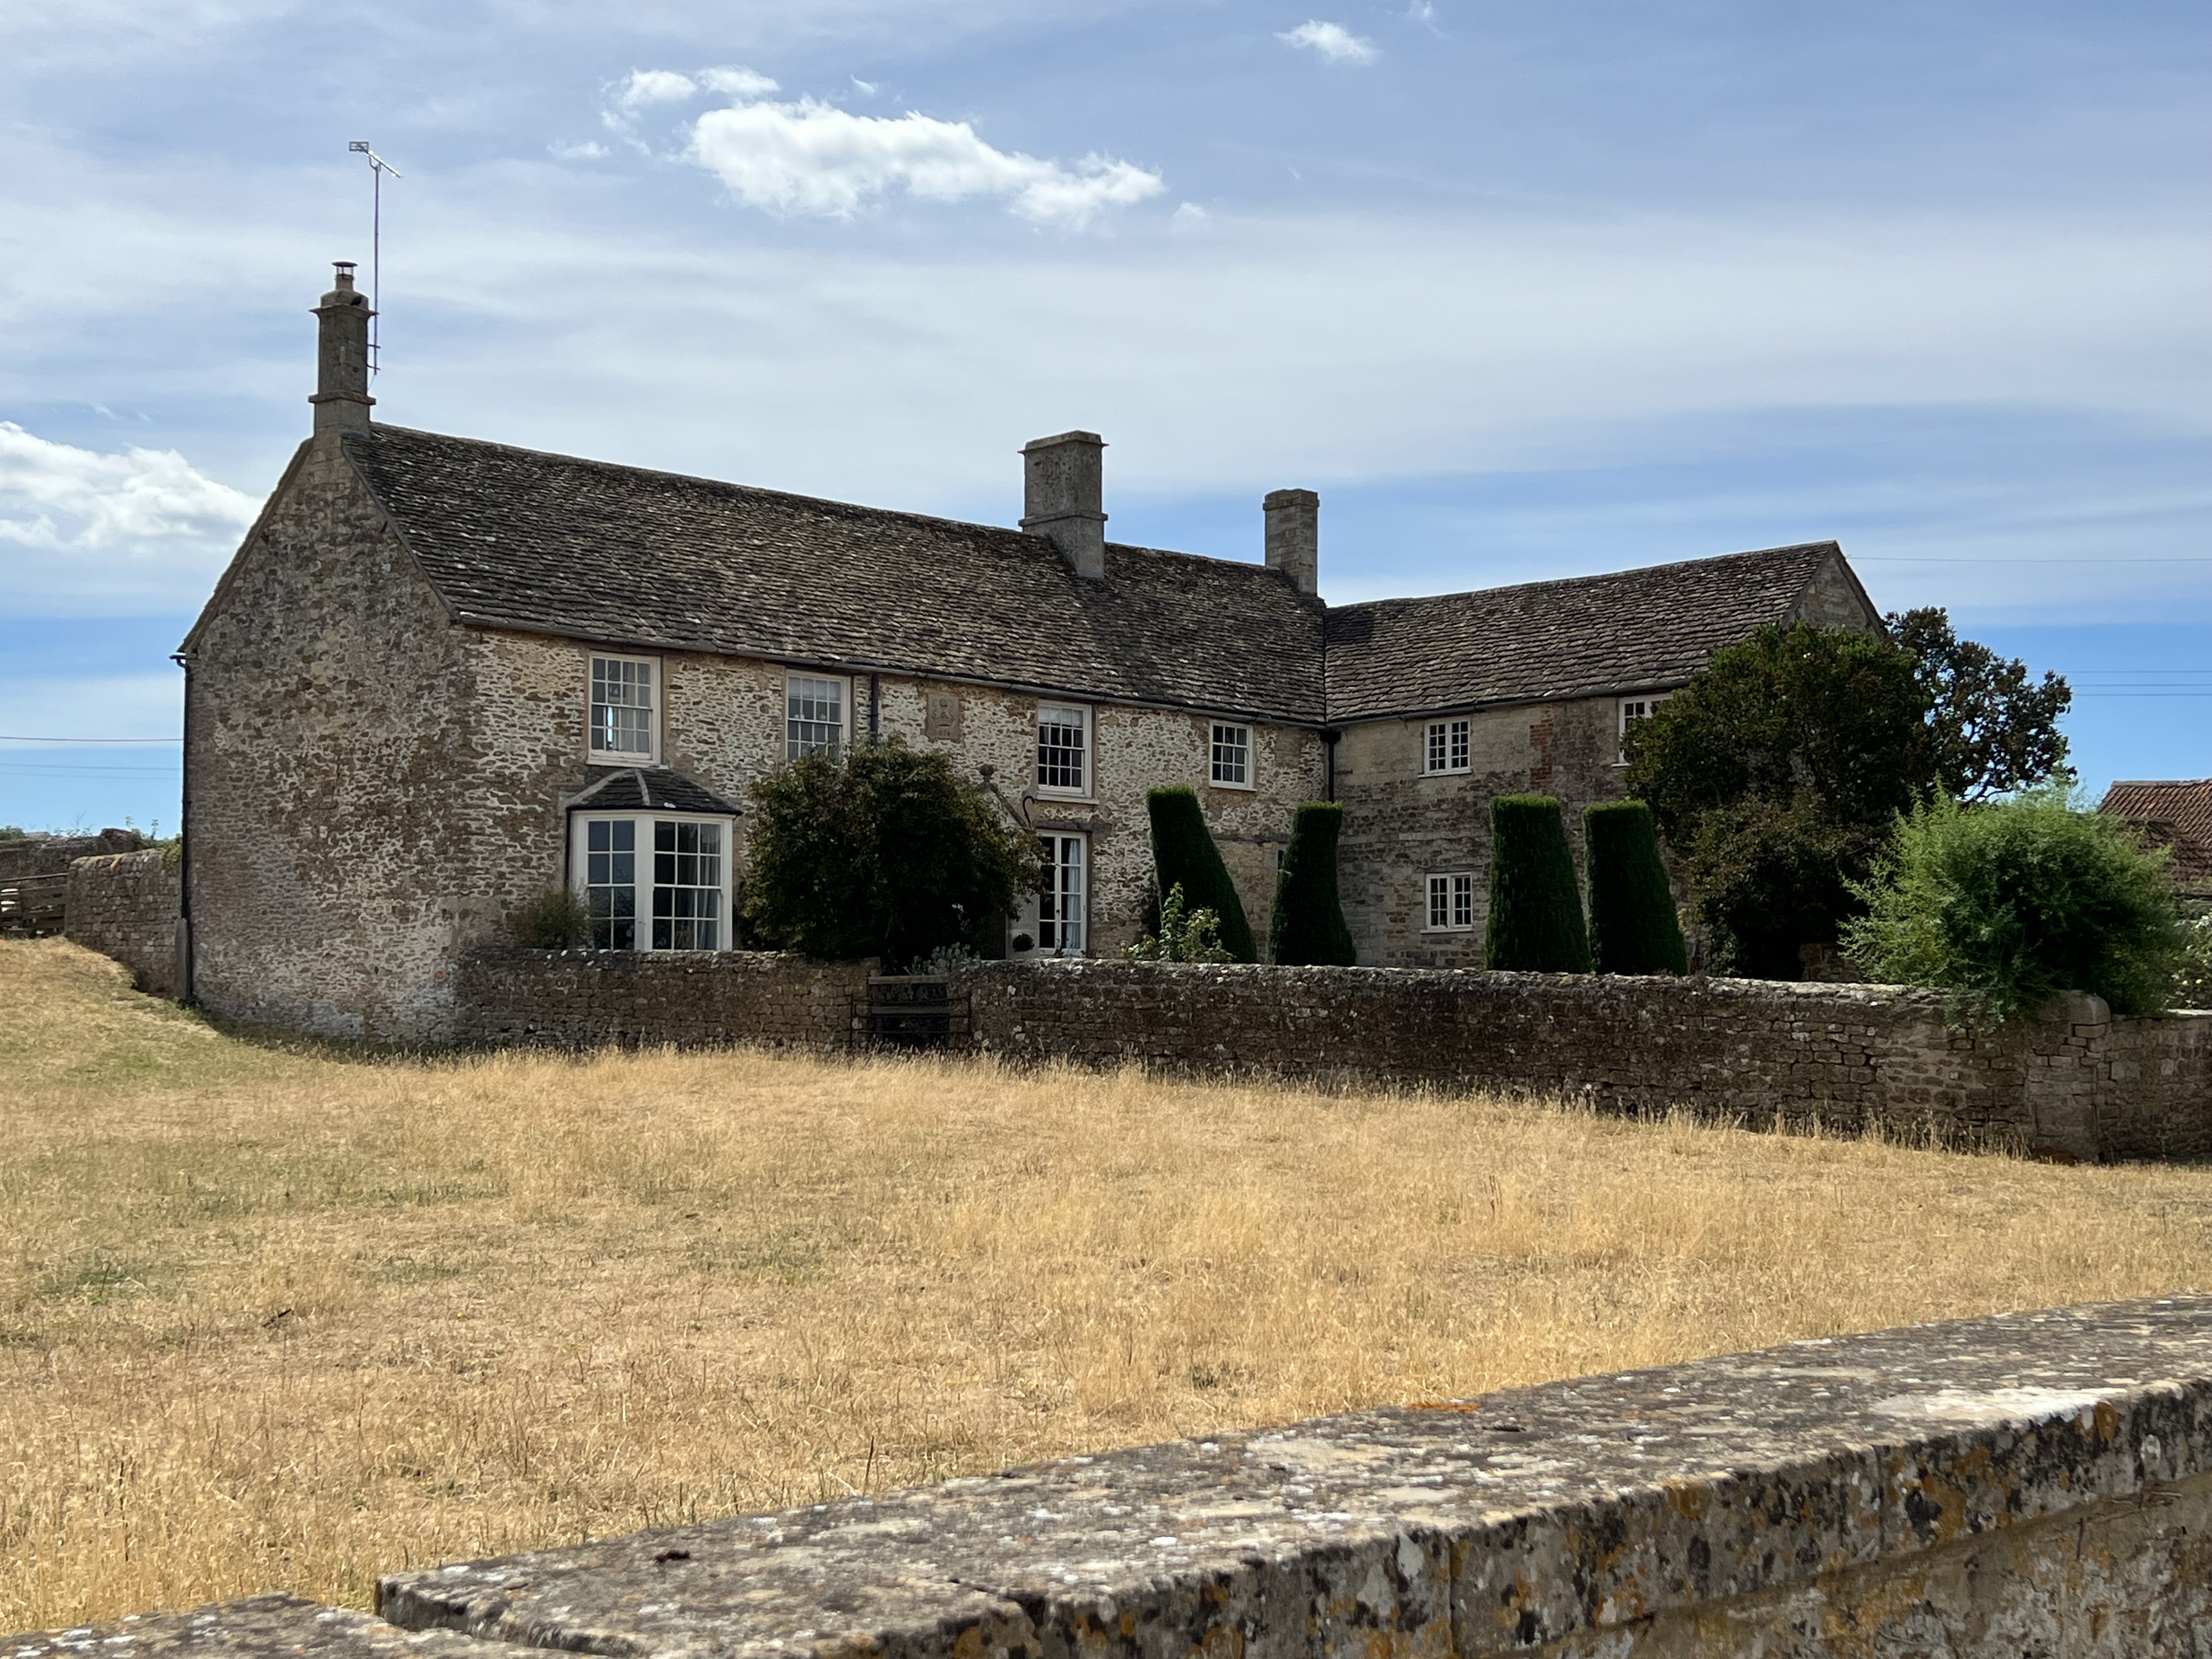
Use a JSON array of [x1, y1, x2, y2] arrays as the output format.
[[2, 0, 2207, 831]]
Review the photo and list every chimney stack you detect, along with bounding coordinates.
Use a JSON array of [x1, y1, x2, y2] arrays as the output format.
[[1021, 431, 1107, 579], [1263, 488, 1319, 596], [310, 262, 375, 441]]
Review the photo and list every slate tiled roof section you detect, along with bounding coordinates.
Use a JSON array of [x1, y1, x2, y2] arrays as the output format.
[[346, 426, 1328, 724], [565, 768, 742, 817], [1322, 542, 1850, 722], [2100, 778, 2212, 895]]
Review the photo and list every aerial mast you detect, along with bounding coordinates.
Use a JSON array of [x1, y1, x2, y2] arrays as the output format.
[[345, 141, 402, 374]]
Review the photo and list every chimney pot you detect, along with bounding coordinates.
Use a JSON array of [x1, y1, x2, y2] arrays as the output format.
[[1263, 488, 1319, 596], [1021, 431, 1107, 579], [309, 261, 376, 442]]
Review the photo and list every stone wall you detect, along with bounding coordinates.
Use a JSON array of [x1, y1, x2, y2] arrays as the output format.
[[65, 849, 183, 997], [0, 827, 140, 881], [343, 1294, 2191, 1657], [952, 960, 2210, 1163], [454, 946, 872, 1050]]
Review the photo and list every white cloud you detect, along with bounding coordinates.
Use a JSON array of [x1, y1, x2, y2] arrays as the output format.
[[1278, 21, 1378, 63], [850, 76, 880, 97], [0, 424, 256, 614], [612, 68, 702, 112], [700, 65, 781, 98], [680, 87, 1164, 225], [549, 139, 610, 160]]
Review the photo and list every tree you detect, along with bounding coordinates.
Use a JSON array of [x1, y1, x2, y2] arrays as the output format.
[[1583, 800, 1687, 975], [744, 740, 1036, 966], [1844, 785, 2184, 1021], [1486, 795, 1592, 972], [1625, 622, 1932, 977], [1269, 802, 1356, 966], [1888, 607, 2072, 802], [1144, 786, 1259, 962]]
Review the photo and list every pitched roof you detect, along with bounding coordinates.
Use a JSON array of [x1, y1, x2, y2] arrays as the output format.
[[346, 426, 1328, 725], [1321, 543, 1853, 722], [565, 768, 742, 817], [2099, 779, 2212, 895]]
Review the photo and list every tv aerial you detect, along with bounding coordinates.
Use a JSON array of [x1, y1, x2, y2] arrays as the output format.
[[346, 141, 402, 374]]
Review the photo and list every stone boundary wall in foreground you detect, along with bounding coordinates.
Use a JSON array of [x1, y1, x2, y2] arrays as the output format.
[[952, 960, 2211, 1164], [64, 849, 182, 998], [454, 947, 871, 1051], [18, 1296, 2212, 1657]]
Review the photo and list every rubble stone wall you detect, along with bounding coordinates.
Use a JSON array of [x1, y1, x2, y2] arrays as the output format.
[[952, 960, 2209, 1163], [455, 947, 872, 1050], [64, 849, 183, 997]]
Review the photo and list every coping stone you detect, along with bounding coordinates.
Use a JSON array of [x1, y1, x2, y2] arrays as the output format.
[[375, 1295, 2212, 1658], [6, 1596, 528, 1659]]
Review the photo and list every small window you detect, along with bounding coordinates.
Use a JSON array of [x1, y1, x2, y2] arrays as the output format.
[[574, 814, 730, 951], [1423, 718, 1471, 775], [1210, 722, 1252, 788], [589, 656, 658, 761], [1425, 872, 1476, 932], [786, 675, 847, 760], [1037, 704, 1090, 795], [1617, 693, 1671, 763]]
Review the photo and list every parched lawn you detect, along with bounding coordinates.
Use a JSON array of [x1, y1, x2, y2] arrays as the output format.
[[4, 937, 2210, 1632]]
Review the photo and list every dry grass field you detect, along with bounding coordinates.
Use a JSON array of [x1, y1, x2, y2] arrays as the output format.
[[5, 938, 2212, 1633]]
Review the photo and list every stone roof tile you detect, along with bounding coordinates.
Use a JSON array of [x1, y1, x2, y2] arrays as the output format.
[[2100, 778, 2212, 895], [1323, 542, 1846, 720]]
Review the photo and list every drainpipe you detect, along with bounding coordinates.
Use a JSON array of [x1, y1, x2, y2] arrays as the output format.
[[170, 650, 195, 1005], [1322, 728, 1340, 802], [868, 674, 881, 742]]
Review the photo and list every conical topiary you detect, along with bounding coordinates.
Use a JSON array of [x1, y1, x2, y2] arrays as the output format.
[[1583, 799, 1688, 975], [1269, 801, 1356, 966], [1486, 794, 1592, 973], [1145, 786, 1257, 962]]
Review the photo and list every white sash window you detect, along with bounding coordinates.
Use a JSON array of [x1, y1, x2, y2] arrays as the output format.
[[573, 814, 732, 951]]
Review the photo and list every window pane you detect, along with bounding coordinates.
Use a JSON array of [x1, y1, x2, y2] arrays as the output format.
[[1453, 873, 1475, 929], [1427, 874, 1447, 929], [787, 676, 845, 759], [1038, 707, 1087, 792], [1211, 723, 1249, 786], [1425, 723, 1445, 772], [1450, 720, 1470, 770], [584, 817, 640, 949], [590, 658, 654, 757], [1038, 834, 1086, 952], [650, 817, 723, 950]]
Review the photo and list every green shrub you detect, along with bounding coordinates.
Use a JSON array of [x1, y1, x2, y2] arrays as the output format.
[[1682, 795, 1877, 979], [2176, 910, 2212, 1009], [1486, 795, 1591, 973], [1583, 800, 1686, 975], [1843, 785, 2186, 1021], [1269, 802, 1356, 966], [746, 740, 1037, 966], [1124, 884, 1234, 963], [1144, 786, 1257, 962], [511, 887, 591, 950]]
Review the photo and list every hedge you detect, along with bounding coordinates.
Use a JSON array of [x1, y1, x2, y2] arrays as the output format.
[[1583, 799, 1687, 974], [1269, 801, 1356, 966], [1145, 786, 1257, 962], [1486, 794, 1591, 972]]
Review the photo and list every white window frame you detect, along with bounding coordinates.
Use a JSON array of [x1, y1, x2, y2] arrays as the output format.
[[1422, 717, 1472, 776], [588, 653, 661, 765], [1209, 721, 1254, 790], [1424, 871, 1477, 933], [1034, 831, 1089, 956], [1035, 703, 1092, 798], [569, 812, 736, 952], [1616, 693, 1671, 764], [785, 673, 850, 761]]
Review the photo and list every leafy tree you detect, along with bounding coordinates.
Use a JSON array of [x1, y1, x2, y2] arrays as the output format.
[[1486, 795, 1592, 972], [1844, 785, 2185, 1021], [1269, 802, 1357, 966], [745, 739, 1036, 966], [510, 887, 591, 950], [1144, 786, 1258, 962], [1583, 800, 1687, 975], [1124, 883, 1234, 963], [1888, 607, 2072, 801], [2175, 910, 2212, 1011], [1626, 622, 1932, 976]]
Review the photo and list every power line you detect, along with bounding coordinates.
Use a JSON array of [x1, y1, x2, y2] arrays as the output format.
[[1854, 556, 2212, 564], [0, 735, 182, 744]]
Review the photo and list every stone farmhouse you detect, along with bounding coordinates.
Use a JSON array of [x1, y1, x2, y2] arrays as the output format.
[[2101, 779, 2212, 900], [178, 265, 1878, 1042]]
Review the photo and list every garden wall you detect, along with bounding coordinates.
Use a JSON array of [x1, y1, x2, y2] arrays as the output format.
[[455, 946, 871, 1050], [30, 1296, 2202, 1659], [64, 849, 183, 997], [952, 960, 2210, 1164]]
